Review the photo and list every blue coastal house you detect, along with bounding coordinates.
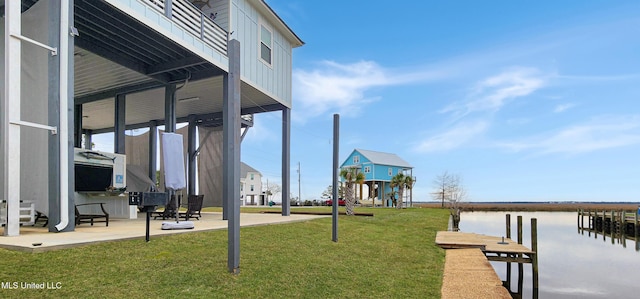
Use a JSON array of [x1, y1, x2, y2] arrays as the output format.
[[340, 149, 414, 207]]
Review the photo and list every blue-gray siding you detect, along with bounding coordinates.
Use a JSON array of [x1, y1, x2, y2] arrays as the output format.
[[231, 0, 293, 107]]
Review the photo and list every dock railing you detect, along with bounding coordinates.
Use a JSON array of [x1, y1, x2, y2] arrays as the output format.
[[143, 0, 228, 55]]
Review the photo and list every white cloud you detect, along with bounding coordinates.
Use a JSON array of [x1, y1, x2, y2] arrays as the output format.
[[292, 60, 439, 122], [414, 120, 489, 153], [553, 103, 576, 113], [499, 115, 640, 154], [243, 113, 277, 142], [414, 68, 546, 153], [440, 67, 546, 119]]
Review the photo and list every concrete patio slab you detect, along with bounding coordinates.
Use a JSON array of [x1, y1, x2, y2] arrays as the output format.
[[0, 212, 327, 252]]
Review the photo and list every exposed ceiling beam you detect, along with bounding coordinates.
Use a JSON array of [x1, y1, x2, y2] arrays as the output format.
[[241, 103, 286, 114], [89, 107, 272, 134], [146, 56, 208, 76], [75, 81, 163, 104], [75, 38, 171, 83], [176, 67, 227, 82]]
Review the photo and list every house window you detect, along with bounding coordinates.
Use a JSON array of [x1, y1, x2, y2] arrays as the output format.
[[388, 168, 392, 176], [250, 185, 255, 192], [353, 155, 360, 164], [250, 173, 254, 180], [364, 166, 371, 173], [260, 24, 272, 65]]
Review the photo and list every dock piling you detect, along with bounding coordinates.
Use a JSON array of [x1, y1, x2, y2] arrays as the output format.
[[517, 216, 524, 297], [506, 214, 511, 291], [531, 218, 538, 299]]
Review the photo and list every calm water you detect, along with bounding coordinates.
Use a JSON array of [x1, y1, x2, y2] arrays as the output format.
[[459, 211, 640, 299]]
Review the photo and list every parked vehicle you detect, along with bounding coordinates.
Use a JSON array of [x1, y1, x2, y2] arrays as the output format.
[[326, 198, 345, 206]]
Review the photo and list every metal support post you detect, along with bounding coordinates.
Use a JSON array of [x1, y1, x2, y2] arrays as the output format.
[[332, 114, 339, 242], [223, 39, 241, 274], [114, 94, 126, 154], [281, 108, 291, 216]]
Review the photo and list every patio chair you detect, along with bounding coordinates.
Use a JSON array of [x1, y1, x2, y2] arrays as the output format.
[[180, 194, 204, 220], [75, 203, 109, 226], [153, 194, 179, 220], [34, 211, 48, 227]]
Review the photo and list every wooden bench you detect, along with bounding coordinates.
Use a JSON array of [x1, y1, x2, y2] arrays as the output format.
[[75, 203, 109, 226]]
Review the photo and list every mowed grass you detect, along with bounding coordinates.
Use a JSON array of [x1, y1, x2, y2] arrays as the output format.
[[0, 207, 448, 298]]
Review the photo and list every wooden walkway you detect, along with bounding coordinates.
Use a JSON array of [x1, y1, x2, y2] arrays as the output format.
[[436, 228, 539, 298], [441, 248, 511, 299]]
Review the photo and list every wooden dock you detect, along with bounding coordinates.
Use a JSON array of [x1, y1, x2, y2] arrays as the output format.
[[441, 248, 511, 299], [436, 231, 536, 266], [578, 209, 640, 250], [436, 216, 539, 299], [578, 209, 639, 237]]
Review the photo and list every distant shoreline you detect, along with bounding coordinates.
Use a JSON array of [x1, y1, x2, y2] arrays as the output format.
[[415, 202, 640, 212]]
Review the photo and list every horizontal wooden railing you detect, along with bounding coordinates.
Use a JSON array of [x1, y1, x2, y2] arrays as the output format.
[[143, 0, 228, 55]]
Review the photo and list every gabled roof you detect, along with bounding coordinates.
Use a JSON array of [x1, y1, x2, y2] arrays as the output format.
[[256, 0, 305, 48], [355, 149, 413, 168], [241, 162, 261, 178]]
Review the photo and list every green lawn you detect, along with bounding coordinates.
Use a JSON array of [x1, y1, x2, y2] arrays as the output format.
[[0, 207, 448, 298]]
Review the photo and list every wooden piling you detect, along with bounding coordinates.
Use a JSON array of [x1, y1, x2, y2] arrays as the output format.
[[517, 216, 523, 297], [633, 208, 640, 242], [506, 214, 511, 291], [635, 210, 638, 252], [620, 211, 625, 242], [611, 210, 615, 245], [531, 218, 539, 299], [587, 209, 597, 238], [577, 209, 581, 233], [602, 210, 606, 241]]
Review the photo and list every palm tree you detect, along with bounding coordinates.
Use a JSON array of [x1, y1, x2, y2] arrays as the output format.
[[340, 167, 365, 215], [387, 190, 397, 207], [390, 173, 414, 209]]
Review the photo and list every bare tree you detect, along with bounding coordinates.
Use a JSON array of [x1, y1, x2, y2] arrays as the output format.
[[432, 171, 467, 230], [321, 185, 344, 200], [264, 183, 281, 202], [431, 171, 451, 208]]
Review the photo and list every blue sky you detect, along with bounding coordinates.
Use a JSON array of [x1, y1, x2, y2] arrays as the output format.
[[241, 0, 640, 202]]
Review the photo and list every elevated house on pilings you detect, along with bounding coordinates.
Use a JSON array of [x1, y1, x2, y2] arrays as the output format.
[[340, 149, 414, 207], [1, 0, 303, 236]]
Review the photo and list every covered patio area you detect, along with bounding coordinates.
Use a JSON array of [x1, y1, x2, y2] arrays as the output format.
[[0, 211, 326, 252]]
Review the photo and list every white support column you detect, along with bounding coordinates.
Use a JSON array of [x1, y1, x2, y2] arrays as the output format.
[[3, 0, 22, 236]]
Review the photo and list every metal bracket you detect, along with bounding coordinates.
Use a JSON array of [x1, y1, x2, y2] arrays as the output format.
[[9, 120, 58, 135], [70, 26, 79, 37], [10, 33, 58, 56]]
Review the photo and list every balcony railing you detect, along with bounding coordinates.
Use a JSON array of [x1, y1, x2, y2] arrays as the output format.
[[144, 0, 228, 55]]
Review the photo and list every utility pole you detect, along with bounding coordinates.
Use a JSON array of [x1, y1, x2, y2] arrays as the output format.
[[297, 161, 301, 205]]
